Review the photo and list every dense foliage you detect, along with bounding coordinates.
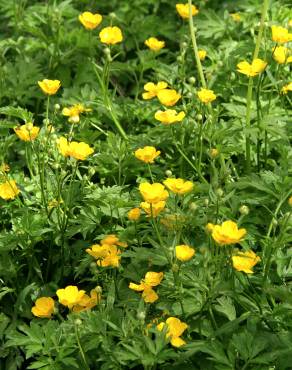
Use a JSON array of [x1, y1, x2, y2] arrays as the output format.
[[0, 0, 292, 369]]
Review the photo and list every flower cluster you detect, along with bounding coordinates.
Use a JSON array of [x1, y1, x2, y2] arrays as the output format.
[[86, 234, 127, 268]]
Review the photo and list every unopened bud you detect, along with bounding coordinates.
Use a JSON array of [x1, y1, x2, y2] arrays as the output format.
[[204, 198, 209, 206], [54, 103, 61, 111], [94, 286, 102, 294], [188, 77, 196, 84], [137, 311, 146, 320], [189, 202, 198, 211], [172, 263, 179, 272], [239, 205, 249, 215], [109, 12, 116, 18], [196, 113, 203, 121], [181, 41, 188, 49], [75, 319, 82, 325], [165, 170, 172, 177], [186, 92, 192, 99], [288, 196, 292, 207], [216, 188, 224, 197], [176, 55, 183, 63], [88, 167, 95, 176], [104, 47, 111, 56], [209, 148, 219, 158]]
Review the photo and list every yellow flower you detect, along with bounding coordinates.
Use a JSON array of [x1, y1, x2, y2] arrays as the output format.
[[14, 123, 40, 141], [289, 19, 292, 28], [62, 104, 92, 123], [237, 59, 267, 77], [139, 182, 169, 204], [79, 11, 102, 30], [288, 196, 292, 207], [57, 137, 94, 160], [31, 297, 55, 318], [197, 88, 217, 104], [163, 178, 194, 195], [281, 82, 292, 94], [157, 89, 181, 107], [205, 222, 215, 233], [212, 220, 246, 245], [56, 286, 85, 309], [38, 79, 61, 95], [86, 243, 122, 267], [140, 201, 166, 217], [99, 26, 123, 45], [101, 234, 127, 248], [271, 25, 292, 43], [0, 163, 10, 173], [142, 81, 168, 100], [210, 148, 219, 158], [157, 317, 188, 347], [72, 289, 100, 312], [144, 37, 165, 51], [155, 109, 185, 124], [272, 46, 291, 64], [175, 245, 195, 262], [135, 146, 160, 164], [176, 3, 199, 19], [128, 207, 141, 221], [198, 49, 207, 61], [129, 272, 163, 303], [230, 13, 241, 22], [0, 180, 20, 200], [232, 250, 261, 274]]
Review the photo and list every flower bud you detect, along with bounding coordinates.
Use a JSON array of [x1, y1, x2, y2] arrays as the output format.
[[94, 286, 102, 294], [171, 263, 179, 272], [137, 311, 146, 321], [196, 113, 203, 121], [90, 262, 97, 269], [54, 103, 61, 111], [288, 196, 292, 207], [239, 205, 249, 215], [216, 188, 224, 197], [217, 61, 224, 67], [75, 319, 82, 326], [88, 167, 95, 176], [209, 148, 219, 158], [188, 77, 196, 84], [43, 118, 50, 125], [186, 92, 193, 99], [181, 41, 188, 49], [189, 202, 198, 211], [104, 47, 111, 56], [204, 198, 209, 206], [176, 55, 183, 63], [165, 170, 172, 177], [230, 72, 236, 81], [109, 12, 116, 18]]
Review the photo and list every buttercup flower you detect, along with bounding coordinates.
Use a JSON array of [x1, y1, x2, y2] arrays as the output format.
[[157, 317, 188, 347], [128, 207, 141, 221], [232, 250, 261, 274], [139, 182, 169, 204], [57, 137, 94, 160], [271, 25, 292, 43], [212, 220, 246, 245], [163, 178, 194, 195], [0, 163, 10, 173], [56, 286, 85, 309], [72, 289, 100, 312], [230, 13, 241, 22], [79, 11, 102, 30], [157, 89, 181, 106], [237, 59, 267, 77], [288, 196, 292, 207], [140, 201, 166, 217], [273, 46, 291, 64], [38, 79, 61, 95], [145, 37, 165, 51], [99, 26, 123, 45], [281, 82, 292, 94], [31, 297, 55, 318], [155, 109, 185, 124], [129, 272, 163, 303], [142, 82, 168, 100], [198, 49, 207, 61], [175, 245, 195, 262], [135, 146, 161, 164], [14, 123, 40, 141], [176, 3, 199, 19], [205, 223, 215, 233], [0, 180, 20, 200], [197, 88, 217, 104], [62, 104, 92, 123]]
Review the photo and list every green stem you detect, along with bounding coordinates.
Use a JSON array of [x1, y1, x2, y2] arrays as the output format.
[[74, 324, 90, 370], [147, 163, 154, 183], [188, 0, 206, 88], [245, 0, 269, 173]]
